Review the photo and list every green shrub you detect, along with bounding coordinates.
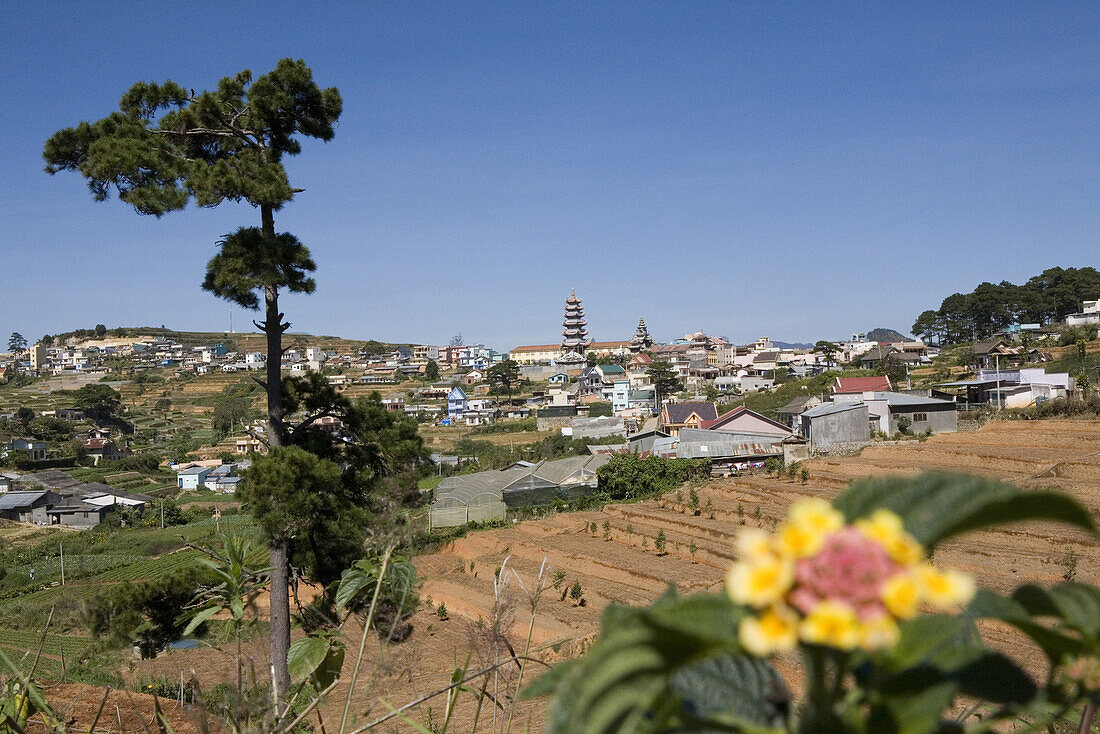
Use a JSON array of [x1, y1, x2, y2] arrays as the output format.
[[596, 455, 709, 501]]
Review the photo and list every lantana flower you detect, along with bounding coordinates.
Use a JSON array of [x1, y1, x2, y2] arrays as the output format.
[[725, 498, 975, 656]]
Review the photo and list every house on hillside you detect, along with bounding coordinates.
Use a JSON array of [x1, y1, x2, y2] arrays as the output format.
[[971, 341, 1025, 370], [660, 402, 718, 436], [701, 406, 791, 435], [6, 439, 46, 462], [176, 466, 211, 490], [46, 498, 109, 528], [447, 386, 468, 418], [752, 351, 780, 372], [858, 346, 921, 371], [800, 403, 871, 451], [567, 416, 626, 440], [235, 437, 264, 454], [462, 370, 484, 386], [861, 392, 958, 435], [777, 395, 822, 429], [834, 376, 891, 401], [739, 375, 776, 393], [82, 438, 123, 466], [0, 490, 59, 523], [675, 428, 808, 472]]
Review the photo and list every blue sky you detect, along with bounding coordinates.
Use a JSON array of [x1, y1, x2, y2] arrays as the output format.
[[1, 3, 1097, 350]]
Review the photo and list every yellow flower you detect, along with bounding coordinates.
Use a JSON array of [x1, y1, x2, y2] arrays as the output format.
[[788, 498, 845, 535], [738, 605, 799, 657], [917, 565, 975, 609], [776, 498, 844, 559], [881, 572, 922, 619], [856, 509, 924, 566], [726, 555, 794, 608], [799, 600, 860, 650], [735, 528, 775, 562], [859, 614, 901, 651], [776, 522, 822, 559]]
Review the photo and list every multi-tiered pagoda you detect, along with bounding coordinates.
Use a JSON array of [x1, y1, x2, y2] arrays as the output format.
[[558, 290, 591, 366], [629, 317, 654, 352]]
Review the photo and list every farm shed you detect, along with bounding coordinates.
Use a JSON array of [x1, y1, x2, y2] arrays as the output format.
[[800, 402, 871, 452], [0, 490, 60, 523], [47, 498, 110, 528], [428, 455, 611, 528]]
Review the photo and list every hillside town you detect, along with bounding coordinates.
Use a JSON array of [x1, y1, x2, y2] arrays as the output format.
[[4, 9, 1100, 732], [0, 287, 1093, 533]]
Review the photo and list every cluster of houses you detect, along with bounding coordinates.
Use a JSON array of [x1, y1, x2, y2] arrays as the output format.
[[0, 469, 152, 528], [174, 459, 250, 493], [1, 428, 126, 466]]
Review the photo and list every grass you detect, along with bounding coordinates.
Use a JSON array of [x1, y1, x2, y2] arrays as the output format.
[[418, 475, 446, 490]]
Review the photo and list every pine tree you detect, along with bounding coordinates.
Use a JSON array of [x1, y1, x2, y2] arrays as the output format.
[[44, 59, 341, 702]]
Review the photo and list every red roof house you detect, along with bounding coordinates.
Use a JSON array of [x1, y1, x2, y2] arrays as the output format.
[[834, 376, 892, 395]]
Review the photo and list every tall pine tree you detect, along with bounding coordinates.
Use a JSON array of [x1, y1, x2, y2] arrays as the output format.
[[44, 59, 341, 699]]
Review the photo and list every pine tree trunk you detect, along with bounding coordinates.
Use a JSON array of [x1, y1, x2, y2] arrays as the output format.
[[268, 539, 292, 703], [259, 202, 292, 705]]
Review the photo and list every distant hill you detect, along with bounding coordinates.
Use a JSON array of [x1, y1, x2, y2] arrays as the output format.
[[865, 328, 909, 343], [50, 326, 403, 355], [772, 341, 813, 350]]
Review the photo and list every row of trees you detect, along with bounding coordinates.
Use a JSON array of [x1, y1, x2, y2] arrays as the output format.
[[912, 267, 1100, 344]]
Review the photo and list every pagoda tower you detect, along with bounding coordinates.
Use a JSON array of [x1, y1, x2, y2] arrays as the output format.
[[558, 290, 591, 365], [630, 317, 654, 352]]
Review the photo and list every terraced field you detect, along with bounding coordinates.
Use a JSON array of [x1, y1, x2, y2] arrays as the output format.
[[104, 420, 1100, 732], [397, 420, 1100, 723]]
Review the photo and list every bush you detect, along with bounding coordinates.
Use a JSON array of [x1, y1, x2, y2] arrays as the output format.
[[84, 567, 208, 655], [596, 455, 709, 501]]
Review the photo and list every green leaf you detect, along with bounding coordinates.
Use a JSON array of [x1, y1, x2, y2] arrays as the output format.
[[885, 615, 981, 671], [539, 591, 748, 734], [868, 682, 958, 734], [287, 636, 331, 681], [1012, 583, 1100, 640], [182, 606, 220, 637], [668, 654, 790, 731], [521, 659, 581, 700], [833, 472, 1097, 549], [311, 642, 345, 691], [948, 652, 1035, 704], [968, 589, 1091, 662], [335, 561, 378, 611]]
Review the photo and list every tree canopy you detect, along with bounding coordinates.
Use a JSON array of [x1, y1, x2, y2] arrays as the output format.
[[43, 58, 341, 216], [913, 267, 1100, 344]]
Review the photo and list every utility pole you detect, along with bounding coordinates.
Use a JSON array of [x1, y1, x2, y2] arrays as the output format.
[[160, 499, 164, 529], [995, 354, 1001, 411], [59, 542, 65, 586]]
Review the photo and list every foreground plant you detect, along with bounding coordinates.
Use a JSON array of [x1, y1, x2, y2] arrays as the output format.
[[527, 472, 1100, 733]]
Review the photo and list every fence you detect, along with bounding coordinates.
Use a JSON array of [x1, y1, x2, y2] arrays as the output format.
[[427, 500, 507, 529]]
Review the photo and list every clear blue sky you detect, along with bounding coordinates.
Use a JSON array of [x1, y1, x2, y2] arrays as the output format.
[[2, 3, 1097, 350]]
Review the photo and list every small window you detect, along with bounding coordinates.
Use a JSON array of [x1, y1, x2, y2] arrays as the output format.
[[913, 413, 928, 422]]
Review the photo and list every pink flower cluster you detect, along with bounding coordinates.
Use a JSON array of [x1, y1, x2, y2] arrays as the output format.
[[788, 527, 900, 621]]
